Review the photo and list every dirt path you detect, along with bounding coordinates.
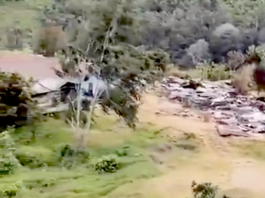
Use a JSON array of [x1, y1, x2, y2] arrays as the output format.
[[137, 92, 265, 198]]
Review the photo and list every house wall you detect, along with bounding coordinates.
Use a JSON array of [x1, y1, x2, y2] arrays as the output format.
[[81, 75, 107, 97]]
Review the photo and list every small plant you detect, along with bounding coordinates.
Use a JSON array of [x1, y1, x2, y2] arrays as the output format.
[[0, 129, 20, 174], [56, 144, 90, 168], [5, 27, 23, 50], [115, 146, 129, 157], [1, 182, 23, 198], [227, 51, 245, 70], [198, 63, 232, 81], [95, 154, 119, 173], [232, 64, 255, 95], [191, 181, 218, 198], [0, 157, 17, 175], [191, 181, 230, 198]]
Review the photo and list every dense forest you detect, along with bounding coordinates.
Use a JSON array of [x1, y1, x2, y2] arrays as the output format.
[[2, 0, 265, 69]]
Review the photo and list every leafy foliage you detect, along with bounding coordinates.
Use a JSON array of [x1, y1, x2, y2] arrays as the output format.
[[0, 129, 20, 175], [94, 154, 119, 173], [1, 182, 22, 198], [3, 0, 265, 68], [51, 2, 170, 128], [32, 25, 67, 56], [56, 143, 90, 168], [0, 72, 40, 130], [191, 181, 230, 198], [192, 181, 218, 198]]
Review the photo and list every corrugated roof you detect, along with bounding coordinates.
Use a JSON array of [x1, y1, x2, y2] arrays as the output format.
[[32, 78, 69, 94]]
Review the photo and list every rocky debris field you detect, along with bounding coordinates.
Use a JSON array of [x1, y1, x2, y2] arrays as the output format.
[[161, 77, 265, 137]]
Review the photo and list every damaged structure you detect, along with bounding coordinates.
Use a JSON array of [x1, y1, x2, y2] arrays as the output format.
[[0, 53, 108, 128], [161, 77, 265, 137], [31, 74, 107, 114]]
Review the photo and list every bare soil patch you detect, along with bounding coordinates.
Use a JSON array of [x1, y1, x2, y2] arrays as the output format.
[[133, 92, 265, 198]]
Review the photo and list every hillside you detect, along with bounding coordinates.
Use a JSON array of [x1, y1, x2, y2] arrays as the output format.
[[1, 0, 265, 198], [0, 90, 265, 198]]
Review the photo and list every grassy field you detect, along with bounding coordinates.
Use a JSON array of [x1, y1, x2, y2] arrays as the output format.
[[0, 0, 51, 48], [0, 89, 265, 198], [0, 111, 201, 198], [0, 0, 50, 30]]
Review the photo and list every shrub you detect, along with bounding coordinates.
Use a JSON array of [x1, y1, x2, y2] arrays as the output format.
[[0, 130, 19, 175], [257, 27, 265, 46], [5, 28, 23, 50], [147, 49, 170, 72], [95, 154, 119, 173], [191, 181, 218, 198], [212, 23, 240, 38], [1, 182, 23, 198], [32, 26, 67, 57], [195, 63, 232, 81], [246, 45, 265, 94], [55, 144, 90, 168], [15, 146, 55, 168], [232, 64, 255, 94], [0, 157, 17, 175], [186, 39, 212, 66], [2, 188, 17, 198], [191, 181, 230, 198], [115, 146, 129, 157], [227, 51, 245, 70]]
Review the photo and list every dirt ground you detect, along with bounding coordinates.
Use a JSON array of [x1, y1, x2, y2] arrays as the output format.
[[0, 52, 60, 80], [136, 92, 265, 198]]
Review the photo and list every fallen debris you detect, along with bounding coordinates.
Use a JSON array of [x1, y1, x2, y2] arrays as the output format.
[[161, 77, 265, 137]]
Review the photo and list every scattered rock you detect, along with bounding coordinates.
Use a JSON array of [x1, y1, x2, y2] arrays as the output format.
[[149, 153, 164, 164], [175, 143, 197, 150], [161, 76, 265, 137], [151, 143, 172, 153]]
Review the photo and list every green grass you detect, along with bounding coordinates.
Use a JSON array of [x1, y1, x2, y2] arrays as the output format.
[[0, 0, 51, 48], [0, 115, 175, 198], [185, 64, 233, 81], [0, 0, 51, 30]]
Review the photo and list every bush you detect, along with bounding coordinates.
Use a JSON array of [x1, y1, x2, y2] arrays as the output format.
[[55, 144, 90, 168], [15, 146, 55, 168], [192, 181, 218, 198], [232, 64, 255, 94], [186, 39, 212, 66], [5, 28, 23, 50], [191, 181, 230, 198], [0, 157, 17, 175], [32, 26, 67, 57], [0, 130, 19, 175], [227, 51, 245, 70], [147, 49, 170, 72], [95, 154, 119, 173], [195, 63, 232, 81], [212, 23, 239, 38], [115, 146, 129, 157], [210, 23, 241, 63], [0, 182, 23, 198]]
